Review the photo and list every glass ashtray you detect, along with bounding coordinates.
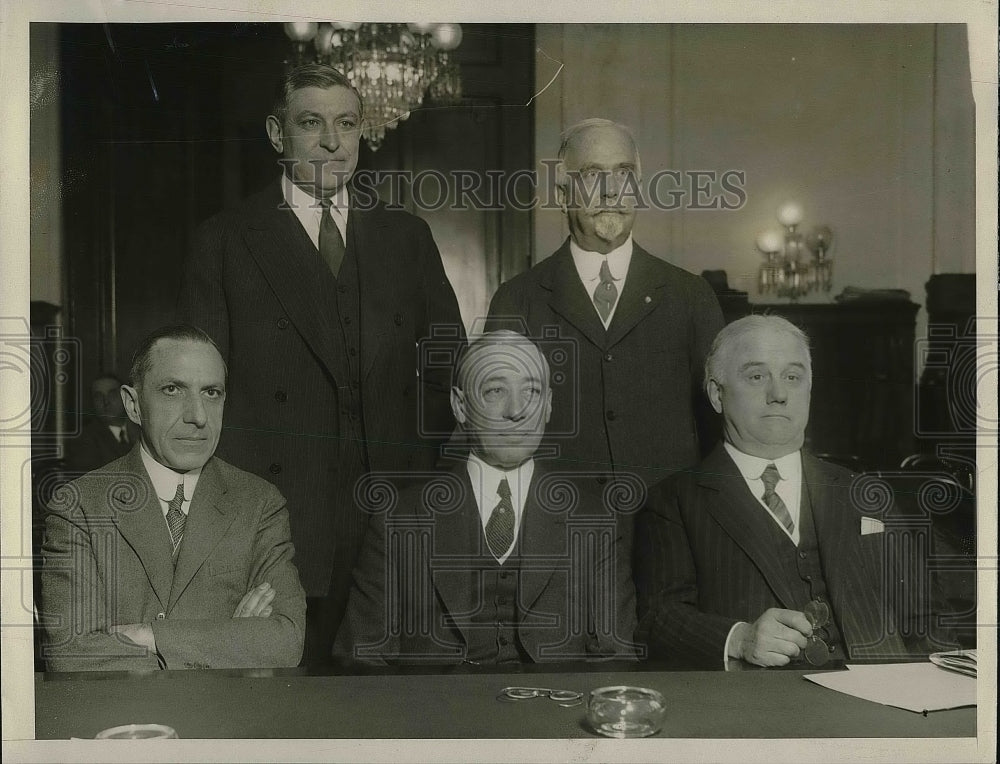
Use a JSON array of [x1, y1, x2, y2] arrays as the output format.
[[587, 685, 666, 738], [94, 723, 178, 739]]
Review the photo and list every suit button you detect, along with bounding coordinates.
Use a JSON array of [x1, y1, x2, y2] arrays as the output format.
[[269, 463, 282, 475], [276, 317, 289, 330], [499, 571, 510, 580], [596, 476, 608, 486], [343, 315, 352, 324], [804, 574, 812, 581], [274, 390, 287, 403], [799, 551, 807, 559], [497, 596, 508, 605], [349, 347, 357, 357], [605, 410, 616, 421], [605, 353, 613, 362], [338, 285, 347, 294], [498, 635, 509, 646], [394, 313, 404, 326], [156, 612, 165, 620], [829, 644, 836, 653]]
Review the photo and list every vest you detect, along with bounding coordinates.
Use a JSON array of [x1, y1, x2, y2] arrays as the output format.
[[464, 549, 531, 665], [763, 484, 847, 662]]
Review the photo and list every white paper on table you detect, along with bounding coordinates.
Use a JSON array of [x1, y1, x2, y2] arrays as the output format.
[[804, 662, 977, 713]]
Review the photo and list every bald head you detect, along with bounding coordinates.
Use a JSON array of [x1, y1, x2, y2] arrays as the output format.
[[451, 331, 552, 470]]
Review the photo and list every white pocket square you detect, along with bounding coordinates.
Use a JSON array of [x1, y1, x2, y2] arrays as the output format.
[[860, 517, 885, 535]]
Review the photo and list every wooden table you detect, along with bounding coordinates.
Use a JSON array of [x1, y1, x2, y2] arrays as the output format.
[[34, 666, 976, 740]]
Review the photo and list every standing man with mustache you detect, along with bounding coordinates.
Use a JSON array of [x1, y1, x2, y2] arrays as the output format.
[[487, 119, 723, 497], [177, 64, 464, 665]]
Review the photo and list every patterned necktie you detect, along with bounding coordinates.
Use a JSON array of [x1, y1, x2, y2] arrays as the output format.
[[485, 478, 515, 559], [760, 463, 795, 535], [319, 198, 346, 278], [165, 482, 186, 554], [592, 260, 619, 323]]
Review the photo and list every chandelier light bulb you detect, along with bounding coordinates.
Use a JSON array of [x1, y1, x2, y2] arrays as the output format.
[[284, 22, 318, 43], [407, 22, 438, 35], [431, 23, 463, 51], [313, 23, 335, 55]]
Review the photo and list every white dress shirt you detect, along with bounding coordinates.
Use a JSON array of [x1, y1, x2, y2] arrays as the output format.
[[569, 235, 633, 328], [722, 443, 803, 667], [465, 453, 535, 565], [281, 173, 349, 249], [140, 444, 202, 529]]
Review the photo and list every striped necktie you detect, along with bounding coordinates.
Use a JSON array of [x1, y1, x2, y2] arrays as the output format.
[[319, 198, 346, 277], [165, 483, 186, 555], [592, 260, 619, 323], [760, 463, 795, 535], [485, 478, 515, 559]]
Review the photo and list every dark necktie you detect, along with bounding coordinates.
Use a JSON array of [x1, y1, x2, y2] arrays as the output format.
[[165, 483, 186, 555], [319, 198, 346, 277], [485, 478, 515, 559], [760, 463, 795, 535], [592, 260, 619, 323]]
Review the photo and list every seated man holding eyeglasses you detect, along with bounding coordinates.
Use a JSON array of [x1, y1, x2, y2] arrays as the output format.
[[634, 316, 957, 669]]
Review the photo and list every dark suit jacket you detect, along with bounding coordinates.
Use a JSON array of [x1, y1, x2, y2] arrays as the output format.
[[486, 240, 723, 491], [177, 181, 465, 594], [634, 444, 954, 669], [40, 447, 306, 671], [63, 418, 133, 474], [334, 462, 638, 665]]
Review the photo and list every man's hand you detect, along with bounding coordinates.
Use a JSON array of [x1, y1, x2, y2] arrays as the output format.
[[109, 623, 157, 653], [233, 582, 275, 618], [731, 608, 812, 667]]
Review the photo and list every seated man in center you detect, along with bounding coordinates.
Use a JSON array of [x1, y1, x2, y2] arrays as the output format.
[[335, 330, 637, 665]]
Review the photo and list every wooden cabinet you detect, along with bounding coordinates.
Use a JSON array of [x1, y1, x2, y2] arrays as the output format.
[[730, 301, 920, 471]]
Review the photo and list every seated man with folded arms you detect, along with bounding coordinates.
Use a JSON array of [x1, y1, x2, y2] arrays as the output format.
[[40, 325, 306, 671], [335, 330, 637, 665], [634, 315, 956, 669]]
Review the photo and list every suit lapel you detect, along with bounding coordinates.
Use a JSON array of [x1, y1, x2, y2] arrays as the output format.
[[517, 467, 566, 611], [542, 241, 609, 350], [427, 467, 483, 642], [168, 458, 236, 610], [697, 445, 798, 609], [108, 448, 176, 609], [242, 182, 348, 384], [604, 245, 671, 348], [350, 205, 393, 382]]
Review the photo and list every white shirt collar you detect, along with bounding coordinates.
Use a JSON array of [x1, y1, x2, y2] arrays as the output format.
[[139, 443, 202, 516], [569, 234, 633, 282], [723, 442, 802, 545], [465, 452, 535, 564], [280, 173, 349, 248]]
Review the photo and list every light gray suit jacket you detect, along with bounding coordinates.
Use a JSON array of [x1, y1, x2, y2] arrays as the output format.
[[40, 447, 306, 671]]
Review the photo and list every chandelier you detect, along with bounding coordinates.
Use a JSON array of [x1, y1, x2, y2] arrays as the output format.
[[755, 201, 834, 300], [283, 22, 463, 151]]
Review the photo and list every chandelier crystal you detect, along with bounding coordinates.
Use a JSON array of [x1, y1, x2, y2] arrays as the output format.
[[284, 22, 463, 151]]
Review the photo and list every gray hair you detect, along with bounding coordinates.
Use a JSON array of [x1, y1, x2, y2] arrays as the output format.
[[556, 118, 642, 182], [704, 314, 811, 392]]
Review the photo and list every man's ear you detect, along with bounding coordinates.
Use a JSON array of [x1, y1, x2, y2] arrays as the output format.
[[543, 386, 553, 424], [450, 387, 467, 425], [265, 115, 284, 154], [706, 378, 723, 414], [121, 385, 142, 427], [554, 162, 568, 213]]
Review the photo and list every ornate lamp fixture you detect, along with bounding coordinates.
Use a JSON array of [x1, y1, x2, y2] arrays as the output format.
[[756, 201, 834, 300], [284, 22, 463, 151]]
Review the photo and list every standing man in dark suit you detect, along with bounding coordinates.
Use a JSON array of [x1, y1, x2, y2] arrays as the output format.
[[487, 118, 723, 493], [177, 64, 465, 662], [335, 331, 637, 665], [634, 315, 955, 669], [63, 373, 135, 474], [40, 326, 305, 671]]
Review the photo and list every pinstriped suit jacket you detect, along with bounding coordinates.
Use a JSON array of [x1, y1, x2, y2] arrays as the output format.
[[634, 444, 946, 669]]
